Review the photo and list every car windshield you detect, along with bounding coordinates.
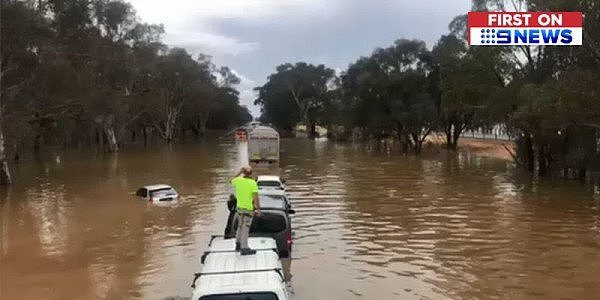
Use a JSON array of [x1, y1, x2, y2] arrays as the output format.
[[199, 292, 278, 300], [250, 213, 287, 234], [150, 188, 176, 198], [258, 181, 281, 188]]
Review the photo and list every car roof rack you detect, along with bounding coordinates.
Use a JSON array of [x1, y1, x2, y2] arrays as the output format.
[[191, 268, 284, 288], [200, 248, 278, 264]]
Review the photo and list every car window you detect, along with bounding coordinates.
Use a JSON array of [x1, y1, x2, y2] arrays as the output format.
[[250, 213, 287, 234], [150, 188, 176, 198], [231, 213, 287, 234], [136, 188, 148, 197], [257, 181, 281, 187], [199, 292, 278, 300]]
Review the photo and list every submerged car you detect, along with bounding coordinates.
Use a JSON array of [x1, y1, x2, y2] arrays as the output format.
[[136, 184, 179, 203], [224, 194, 294, 257]]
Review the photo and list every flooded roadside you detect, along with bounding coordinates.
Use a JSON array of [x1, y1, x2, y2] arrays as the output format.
[[2, 139, 600, 299]]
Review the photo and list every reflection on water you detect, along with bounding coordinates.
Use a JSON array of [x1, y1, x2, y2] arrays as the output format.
[[2, 139, 600, 299]]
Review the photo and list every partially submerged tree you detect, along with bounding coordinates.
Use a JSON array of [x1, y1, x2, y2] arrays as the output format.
[[0, 0, 251, 184], [255, 62, 335, 136], [340, 39, 436, 153]]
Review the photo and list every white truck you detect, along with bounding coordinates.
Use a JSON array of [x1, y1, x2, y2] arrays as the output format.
[[247, 126, 280, 164]]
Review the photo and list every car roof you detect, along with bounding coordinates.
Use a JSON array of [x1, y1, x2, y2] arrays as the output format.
[[258, 197, 287, 210], [192, 271, 284, 299], [259, 189, 286, 196], [209, 237, 277, 252], [142, 184, 173, 191], [257, 175, 281, 182], [193, 244, 284, 298], [202, 251, 281, 273]]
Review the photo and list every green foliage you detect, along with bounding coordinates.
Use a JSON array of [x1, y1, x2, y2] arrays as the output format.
[[255, 62, 335, 131], [0, 0, 251, 155], [339, 39, 436, 152]]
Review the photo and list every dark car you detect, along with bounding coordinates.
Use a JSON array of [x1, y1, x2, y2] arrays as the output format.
[[224, 194, 294, 257]]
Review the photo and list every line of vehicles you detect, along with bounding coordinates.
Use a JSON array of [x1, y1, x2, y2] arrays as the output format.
[[193, 124, 290, 299], [192, 174, 293, 300], [136, 123, 290, 299], [136, 177, 293, 299]]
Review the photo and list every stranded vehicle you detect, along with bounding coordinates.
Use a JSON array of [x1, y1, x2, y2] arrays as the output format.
[[135, 184, 179, 203], [248, 126, 280, 164], [224, 195, 294, 257], [257, 175, 286, 192], [192, 237, 290, 300]]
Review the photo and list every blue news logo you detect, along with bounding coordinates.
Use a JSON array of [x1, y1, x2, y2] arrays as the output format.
[[480, 28, 573, 44]]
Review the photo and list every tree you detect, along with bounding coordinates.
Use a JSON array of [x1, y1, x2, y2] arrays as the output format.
[[0, 0, 251, 185], [341, 39, 436, 153], [1, 0, 53, 183], [470, 0, 600, 177], [431, 35, 509, 149], [255, 62, 335, 136]]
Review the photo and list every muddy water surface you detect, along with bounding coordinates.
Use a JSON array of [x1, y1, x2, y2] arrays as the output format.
[[2, 139, 600, 299]]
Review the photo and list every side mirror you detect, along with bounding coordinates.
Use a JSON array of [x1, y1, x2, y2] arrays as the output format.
[[287, 209, 295, 215], [281, 179, 286, 184]]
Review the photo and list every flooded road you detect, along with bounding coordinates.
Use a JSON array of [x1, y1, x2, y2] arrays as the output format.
[[2, 139, 600, 299]]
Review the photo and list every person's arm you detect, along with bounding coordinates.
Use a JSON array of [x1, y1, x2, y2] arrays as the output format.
[[253, 192, 261, 215]]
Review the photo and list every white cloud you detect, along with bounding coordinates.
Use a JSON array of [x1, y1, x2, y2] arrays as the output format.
[[230, 69, 260, 116], [127, 0, 470, 117], [164, 31, 259, 56], [130, 0, 336, 22]]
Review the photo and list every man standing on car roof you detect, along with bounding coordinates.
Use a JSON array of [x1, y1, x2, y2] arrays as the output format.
[[230, 166, 261, 255]]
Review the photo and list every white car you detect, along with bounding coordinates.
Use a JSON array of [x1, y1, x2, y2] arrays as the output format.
[[257, 175, 286, 192], [192, 237, 290, 300], [135, 184, 179, 203]]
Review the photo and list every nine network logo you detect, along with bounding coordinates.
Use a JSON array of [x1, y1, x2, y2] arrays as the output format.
[[468, 12, 583, 46]]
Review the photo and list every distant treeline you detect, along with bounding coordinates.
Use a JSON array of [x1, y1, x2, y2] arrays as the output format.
[[0, 0, 252, 184], [254, 0, 600, 180]]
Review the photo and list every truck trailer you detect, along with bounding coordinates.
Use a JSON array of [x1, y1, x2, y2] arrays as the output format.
[[247, 126, 280, 164]]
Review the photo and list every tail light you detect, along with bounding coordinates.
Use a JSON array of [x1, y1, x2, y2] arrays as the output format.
[[286, 231, 292, 249]]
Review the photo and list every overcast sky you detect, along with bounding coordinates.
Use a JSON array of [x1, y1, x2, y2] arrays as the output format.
[[128, 0, 471, 116]]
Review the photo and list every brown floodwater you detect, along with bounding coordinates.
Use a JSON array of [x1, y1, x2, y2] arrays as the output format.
[[1, 138, 600, 299]]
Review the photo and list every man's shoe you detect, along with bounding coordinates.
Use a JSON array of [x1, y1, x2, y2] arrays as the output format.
[[240, 248, 256, 256], [235, 242, 241, 251]]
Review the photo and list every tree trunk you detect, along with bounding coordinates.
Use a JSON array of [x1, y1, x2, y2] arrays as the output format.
[[104, 126, 118, 153], [33, 133, 42, 154], [0, 127, 11, 185], [199, 111, 210, 138], [143, 126, 149, 146], [310, 123, 317, 138], [538, 144, 547, 176], [452, 125, 462, 148], [445, 125, 455, 150], [161, 106, 181, 143], [411, 133, 422, 154], [524, 135, 534, 172], [103, 115, 119, 153]]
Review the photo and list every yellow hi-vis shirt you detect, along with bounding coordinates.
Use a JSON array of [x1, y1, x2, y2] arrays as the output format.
[[231, 176, 258, 210]]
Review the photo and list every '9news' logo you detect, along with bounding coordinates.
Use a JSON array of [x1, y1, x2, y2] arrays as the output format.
[[468, 12, 583, 46]]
